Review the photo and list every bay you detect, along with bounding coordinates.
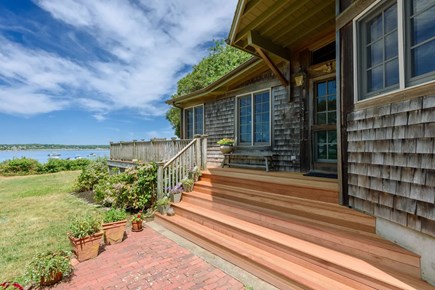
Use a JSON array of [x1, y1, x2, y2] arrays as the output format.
[[0, 149, 110, 163]]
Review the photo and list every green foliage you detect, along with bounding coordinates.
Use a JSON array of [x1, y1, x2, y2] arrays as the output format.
[[0, 157, 92, 176], [24, 250, 72, 286], [94, 162, 158, 210], [167, 40, 252, 136], [68, 215, 101, 239], [103, 208, 127, 223], [74, 158, 108, 192], [217, 138, 235, 145], [131, 210, 144, 222]]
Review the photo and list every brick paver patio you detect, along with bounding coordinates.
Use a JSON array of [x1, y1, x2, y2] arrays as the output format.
[[53, 224, 244, 290]]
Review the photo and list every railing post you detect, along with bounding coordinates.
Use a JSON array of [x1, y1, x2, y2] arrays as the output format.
[[195, 135, 201, 169], [201, 135, 208, 170], [157, 161, 165, 200]]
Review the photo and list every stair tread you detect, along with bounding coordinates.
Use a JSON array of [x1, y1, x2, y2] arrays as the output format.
[[182, 190, 419, 258], [171, 202, 428, 289], [195, 181, 375, 228], [157, 214, 368, 290]]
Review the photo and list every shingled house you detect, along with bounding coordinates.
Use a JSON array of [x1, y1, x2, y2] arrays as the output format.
[[162, 0, 435, 287]]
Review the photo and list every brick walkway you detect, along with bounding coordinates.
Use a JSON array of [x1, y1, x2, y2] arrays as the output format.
[[54, 224, 244, 290]]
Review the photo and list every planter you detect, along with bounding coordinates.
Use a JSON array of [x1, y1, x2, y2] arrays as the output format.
[[131, 221, 143, 232], [220, 145, 234, 154], [102, 220, 127, 245], [182, 184, 194, 192], [158, 204, 171, 215], [171, 192, 182, 203], [40, 271, 63, 286], [69, 231, 103, 262]]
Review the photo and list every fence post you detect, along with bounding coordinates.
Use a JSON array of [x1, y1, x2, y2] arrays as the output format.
[[195, 135, 201, 169], [201, 135, 208, 170], [157, 161, 165, 200]]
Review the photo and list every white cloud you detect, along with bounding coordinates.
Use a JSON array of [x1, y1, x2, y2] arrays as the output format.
[[0, 0, 237, 119]]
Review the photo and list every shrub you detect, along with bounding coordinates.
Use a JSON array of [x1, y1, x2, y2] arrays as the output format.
[[94, 162, 157, 210], [74, 158, 108, 192], [103, 208, 127, 223], [0, 158, 42, 176], [24, 250, 72, 286], [41, 158, 91, 173], [69, 215, 101, 239]]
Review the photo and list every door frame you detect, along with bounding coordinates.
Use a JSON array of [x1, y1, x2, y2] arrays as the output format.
[[308, 73, 337, 173]]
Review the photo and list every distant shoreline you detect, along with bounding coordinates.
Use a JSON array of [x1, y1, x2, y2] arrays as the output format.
[[0, 148, 109, 152]]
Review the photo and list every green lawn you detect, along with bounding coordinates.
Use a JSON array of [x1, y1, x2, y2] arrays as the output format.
[[0, 171, 102, 283]]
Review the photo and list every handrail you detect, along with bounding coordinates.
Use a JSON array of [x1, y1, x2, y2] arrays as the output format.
[[163, 139, 197, 168]]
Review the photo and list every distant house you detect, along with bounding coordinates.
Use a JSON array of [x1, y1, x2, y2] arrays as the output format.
[[167, 0, 435, 285]]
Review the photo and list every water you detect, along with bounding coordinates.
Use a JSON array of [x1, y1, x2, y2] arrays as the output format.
[[0, 149, 110, 163]]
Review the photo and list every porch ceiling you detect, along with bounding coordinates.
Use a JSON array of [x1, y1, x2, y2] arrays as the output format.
[[229, 0, 336, 60]]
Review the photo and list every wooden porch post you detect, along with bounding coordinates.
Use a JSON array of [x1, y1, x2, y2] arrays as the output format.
[[157, 161, 164, 200], [201, 135, 208, 170], [195, 135, 201, 169]]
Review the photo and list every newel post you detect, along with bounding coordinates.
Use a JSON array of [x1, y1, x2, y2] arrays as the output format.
[[195, 135, 201, 169], [157, 161, 165, 200], [201, 135, 208, 170]]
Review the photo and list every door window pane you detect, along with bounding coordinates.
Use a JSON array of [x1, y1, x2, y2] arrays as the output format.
[[194, 106, 203, 135], [315, 80, 336, 125], [315, 130, 337, 161], [185, 108, 194, 139], [238, 95, 252, 144]]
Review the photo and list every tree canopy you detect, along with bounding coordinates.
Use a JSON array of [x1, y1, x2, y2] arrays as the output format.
[[166, 40, 251, 137]]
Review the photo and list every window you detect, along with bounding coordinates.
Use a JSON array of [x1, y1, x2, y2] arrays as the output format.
[[315, 130, 337, 161], [356, 0, 435, 100], [184, 105, 204, 139], [237, 90, 270, 146]]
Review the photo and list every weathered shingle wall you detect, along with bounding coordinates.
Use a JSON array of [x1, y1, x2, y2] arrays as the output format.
[[204, 96, 235, 165], [347, 95, 435, 237], [272, 86, 302, 171]]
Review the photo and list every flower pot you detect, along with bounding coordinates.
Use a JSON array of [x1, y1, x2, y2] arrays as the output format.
[[182, 184, 193, 192], [171, 192, 182, 203], [158, 204, 171, 215], [220, 145, 234, 154], [40, 271, 63, 286], [102, 220, 127, 245], [131, 221, 143, 232], [69, 231, 103, 262]]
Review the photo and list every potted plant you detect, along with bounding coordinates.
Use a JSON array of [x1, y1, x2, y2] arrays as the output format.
[[24, 250, 72, 287], [131, 211, 143, 232], [156, 196, 171, 215], [189, 166, 202, 182], [144, 208, 156, 222], [102, 208, 127, 245], [217, 138, 235, 154], [169, 183, 184, 203], [181, 178, 194, 192], [68, 215, 103, 262]]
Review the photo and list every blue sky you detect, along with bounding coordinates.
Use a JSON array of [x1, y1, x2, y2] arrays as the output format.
[[0, 0, 237, 145]]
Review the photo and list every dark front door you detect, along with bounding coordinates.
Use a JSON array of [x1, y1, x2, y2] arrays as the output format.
[[311, 78, 337, 173]]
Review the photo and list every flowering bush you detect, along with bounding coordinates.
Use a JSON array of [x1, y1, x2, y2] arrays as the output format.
[[168, 183, 183, 195], [131, 211, 143, 222], [24, 250, 72, 286], [217, 138, 234, 146]]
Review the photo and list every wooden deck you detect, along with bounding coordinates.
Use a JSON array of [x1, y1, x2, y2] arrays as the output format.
[[156, 167, 432, 289]]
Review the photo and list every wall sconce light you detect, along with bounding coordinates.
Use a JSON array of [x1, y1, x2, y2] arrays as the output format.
[[294, 71, 306, 87]]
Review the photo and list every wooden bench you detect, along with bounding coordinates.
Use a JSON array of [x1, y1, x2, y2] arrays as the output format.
[[221, 152, 273, 171]]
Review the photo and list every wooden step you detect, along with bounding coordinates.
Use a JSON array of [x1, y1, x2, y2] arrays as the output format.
[[170, 202, 430, 289], [193, 181, 375, 233], [155, 214, 373, 290], [181, 191, 421, 278]]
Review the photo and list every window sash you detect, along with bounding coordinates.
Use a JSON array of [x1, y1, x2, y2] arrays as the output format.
[[184, 105, 204, 139]]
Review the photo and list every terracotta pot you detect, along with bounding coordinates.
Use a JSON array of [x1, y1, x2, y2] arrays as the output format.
[[131, 221, 143, 232], [102, 220, 127, 245], [40, 271, 63, 286], [220, 145, 234, 154], [69, 231, 103, 262]]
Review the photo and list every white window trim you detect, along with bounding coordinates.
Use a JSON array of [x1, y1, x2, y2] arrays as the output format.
[[353, 0, 435, 103], [235, 88, 272, 147], [183, 104, 205, 139]]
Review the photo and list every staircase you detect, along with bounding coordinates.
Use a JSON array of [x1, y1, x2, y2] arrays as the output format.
[[155, 167, 432, 289]]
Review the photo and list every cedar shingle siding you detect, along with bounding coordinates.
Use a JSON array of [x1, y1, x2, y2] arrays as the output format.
[[347, 95, 435, 237]]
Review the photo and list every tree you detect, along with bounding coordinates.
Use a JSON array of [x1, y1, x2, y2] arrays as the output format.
[[166, 40, 251, 136]]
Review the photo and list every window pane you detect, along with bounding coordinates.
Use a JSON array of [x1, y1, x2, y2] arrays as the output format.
[[412, 0, 433, 13], [194, 106, 203, 135], [385, 33, 398, 60], [328, 112, 337, 124], [411, 5, 435, 45], [317, 113, 326, 124], [317, 131, 327, 144], [412, 39, 435, 77], [317, 144, 327, 160], [328, 144, 338, 160], [317, 82, 327, 96], [385, 58, 399, 87], [367, 40, 383, 67], [384, 4, 397, 33], [253, 91, 270, 144], [367, 66, 383, 92], [327, 80, 336, 94], [185, 108, 194, 139], [327, 95, 336, 111], [328, 130, 337, 143], [368, 14, 382, 42], [317, 96, 327, 112]]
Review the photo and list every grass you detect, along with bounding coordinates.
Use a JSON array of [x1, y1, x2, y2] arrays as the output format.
[[0, 171, 102, 284]]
